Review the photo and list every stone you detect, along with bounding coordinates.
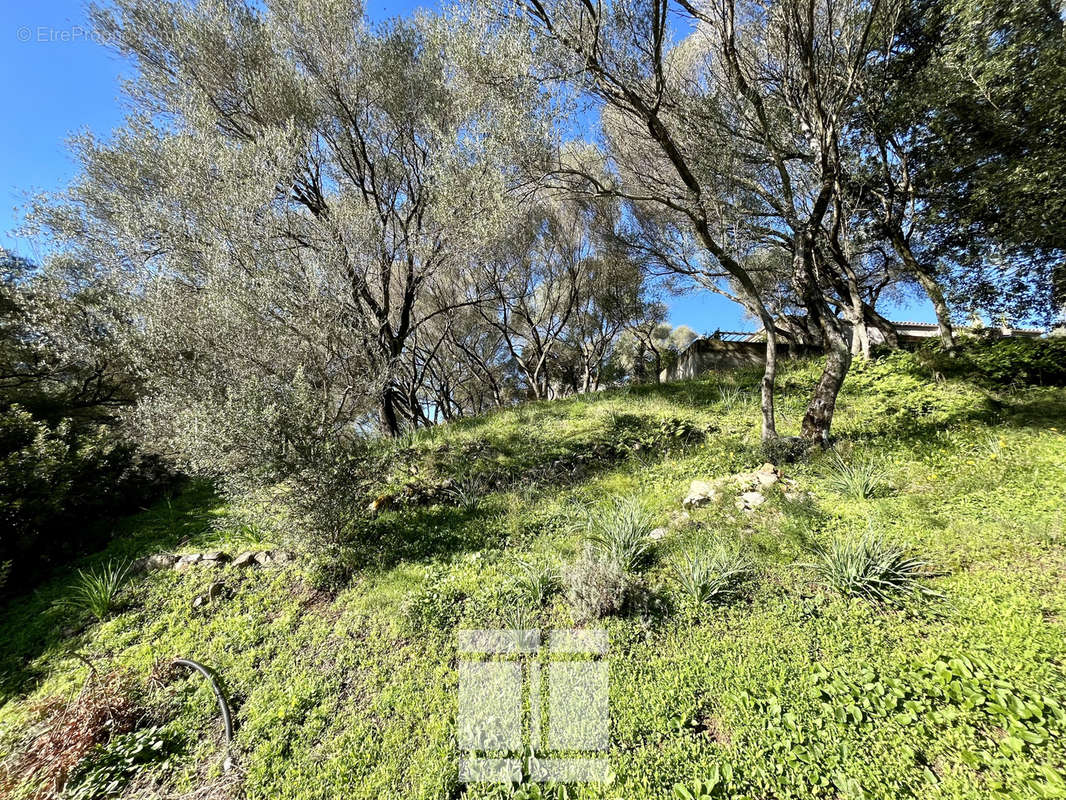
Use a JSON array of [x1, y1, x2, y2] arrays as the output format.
[[737, 491, 766, 511], [201, 551, 231, 563], [272, 550, 292, 563], [759, 462, 777, 474], [192, 594, 207, 609], [755, 470, 779, 487], [648, 527, 669, 541], [147, 554, 179, 570], [232, 551, 257, 568], [253, 551, 274, 566], [683, 480, 720, 508], [208, 581, 225, 601], [175, 553, 202, 570]]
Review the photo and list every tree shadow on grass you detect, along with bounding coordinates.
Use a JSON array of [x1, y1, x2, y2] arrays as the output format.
[[0, 483, 226, 704]]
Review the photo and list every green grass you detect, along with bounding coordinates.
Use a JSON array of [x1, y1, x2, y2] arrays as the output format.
[[2, 354, 1065, 799]]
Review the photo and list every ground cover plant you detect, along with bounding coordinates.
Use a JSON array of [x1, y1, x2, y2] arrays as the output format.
[[0, 355, 1064, 799]]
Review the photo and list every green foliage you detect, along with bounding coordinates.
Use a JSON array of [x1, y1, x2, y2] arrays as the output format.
[[1, 360, 1066, 800], [670, 542, 754, 608], [511, 558, 558, 607], [806, 533, 940, 606], [0, 406, 173, 594], [56, 559, 132, 621], [824, 454, 886, 500], [924, 338, 1066, 388], [64, 725, 178, 800], [579, 496, 655, 573], [563, 551, 631, 624], [401, 568, 467, 632], [672, 764, 733, 799]]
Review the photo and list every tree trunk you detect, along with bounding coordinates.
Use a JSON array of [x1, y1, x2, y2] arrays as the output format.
[[800, 333, 851, 443], [759, 323, 778, 441], [864, 305, 900, 349], [889, 232, 955, 350], [379, 384, 402, 436]]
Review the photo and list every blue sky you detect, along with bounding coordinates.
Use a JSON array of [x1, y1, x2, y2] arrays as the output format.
[[0, 0, 937, 333]]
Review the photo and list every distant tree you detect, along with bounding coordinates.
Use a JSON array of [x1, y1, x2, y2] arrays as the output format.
[[506, 0, 906, 441], [847, 0, 1066, 339]]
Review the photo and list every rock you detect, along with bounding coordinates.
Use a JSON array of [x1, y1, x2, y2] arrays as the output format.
[[273, 550, 292, 563], [759, 462, 777, 474], [755, 470, 779, 488], [175, 553, 202, 570], [233, 551, 257, 568], [201, 551, 231, 564], [683, 480, 720, 508], [737, 491, 766, 511], [133, 553, 180, 573], [208, 581, 225, 601], [253, 551, 274, 566], [192, 594, 207, 609], [732, 472, 758, 490], [648, 527, 669, 541]]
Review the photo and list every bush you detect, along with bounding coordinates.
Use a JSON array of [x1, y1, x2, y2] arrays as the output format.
[[563, 552, 631, 624], [921, 337, 1066, 387], [806, 532, 941, 605], [671, 542, 754, 608], [0, 407, 175, 595]]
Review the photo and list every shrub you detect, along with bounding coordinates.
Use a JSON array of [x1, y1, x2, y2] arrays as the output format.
[[6, 669, 146, 797], [563, 552, 630, 624], [579, 496, 655, 573], [671, 542, 754, 608], [56, 559, 133, 621], [806, 533, 941, 605], [824, 455, 885, 499], [0, 407, 174, 595], [920, 337, 1066, 387]]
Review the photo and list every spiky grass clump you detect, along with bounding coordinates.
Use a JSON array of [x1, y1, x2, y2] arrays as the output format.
[[671, 542, 754, 608], [717, 385, 749, 410], [807, 533, 941, 605], [512, 558, 559, 607], [57, 560, 132, 621], [825, 455, 886, 499], [580, 497, 655, 573]]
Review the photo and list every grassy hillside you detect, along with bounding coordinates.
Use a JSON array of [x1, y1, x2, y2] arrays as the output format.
[[2, 353, 1065, 800]]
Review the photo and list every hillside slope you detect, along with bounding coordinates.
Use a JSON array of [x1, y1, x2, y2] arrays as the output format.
[[2, 354, 1065, 800]]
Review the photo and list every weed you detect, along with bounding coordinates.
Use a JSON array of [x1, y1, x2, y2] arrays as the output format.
[[512, 558, 558, 607], [56, 560, 132, 621], [65, 725, 178, 800], [825, 454, 886, 499], [671, 542, 754, 608], [806, 532, 941, 605], [718, 386, 748, 410], [579, 497, 654, 573]]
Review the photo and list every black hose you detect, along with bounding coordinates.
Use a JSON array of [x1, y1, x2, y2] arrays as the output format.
[[172, 658, 234, 743]]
